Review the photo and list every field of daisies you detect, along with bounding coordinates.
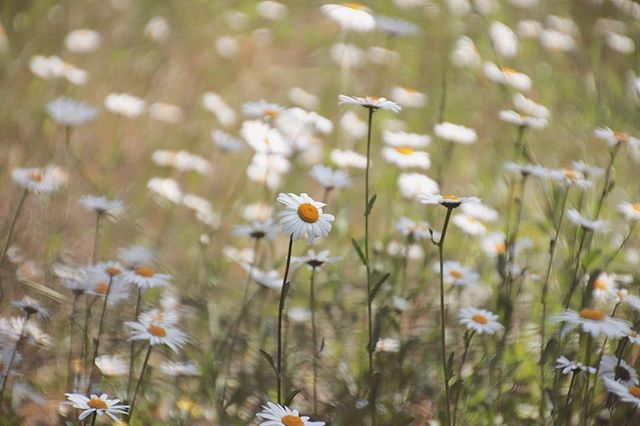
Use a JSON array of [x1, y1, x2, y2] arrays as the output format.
[[3, 0, 640, 425]]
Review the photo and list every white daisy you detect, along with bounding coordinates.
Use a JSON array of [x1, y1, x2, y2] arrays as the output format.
[[594, 127, 640, 149], [375, 338, 401, 352], [566, 209, 609, 233], [393, 296, 411, 313], [459, 307, 504, 335], [95, 355, 129, 377], [395, 217, 431, 241], [600, 354, 639, 388], [483, 62, 532, 92], [211, 130, 245, 153], [489, 21, 518, 58], [202, 92, 237, 127], [549, 169, 593, 190], [242, 100, 285, 120], [11, 297, 49, 318], [513, 93, 549, 119], [555, 356, 596, 375], [147, 177, 183, 204], [104, 93, 146, 118], [551, 308, 631, 338], [288, 87, 319, 110], [498, 110, 548, 129], [159, 361, 200, 377], [397, 173, 439, 200], [64, 29, 101, 53], [338, 95, 401, 112], [592, 272, 618, 302], [233, 219, 280, 241], [151, 150, 211, 175], [243, 266, 283, 290], [381, 146, 431, 169], [624, 294, 640, 312], [375, 16, 420, 37], [434, 122, 477, 144], [64, 393, 128, 421], [461, 201, 498, 222], [383, 130, 431, 148], [46, 97, 97, 127], [504, 162, 549, 178], [389, 87, 427, 108], [118, 245, 155, 270], [451, 36, 481, 69], [256, 401, 325, 425], [618, 202, 640, 221], [310, 165, 352, 190], [288, 307, 312, 322], [241, 120, 292, 156], [80, 195, 124, 216], [435, 261, 480, 287], [481, 232, 507, 257], [126, 319, 187, 353], [12, 166, 67, 193], [602, 377, 640, 408], [292, 249, 341, 269], [331, 149, 367, 169], [452, 213, 487, 236], [572, 161, 604, 178], [277, 193, 334, 244], [124, 266, 172, 290], [321, 3, 375, 33], [419, 193, 480, 209]]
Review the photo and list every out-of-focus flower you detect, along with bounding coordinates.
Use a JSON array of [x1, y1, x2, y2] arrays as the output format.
[[104, 93, 146, 118], [434, 122, 477, 144], [375, 16, 420, 37], [397, 173, 439, 200], [80, 195, 124, 217], [203, 93, 237, 127], [390, 87, 427, 108], [490, 21, 518, 58], [12, 166, 67, 193], [152, 150, 211, 175], [65, 29, 101, 53], [145, 16, 170, 42], [451, 36, 481, 69], [149, 102, 183, 124], [310, 165, 352, 191], [331, 149, 367, 170], [321, 3, 376, 33], [484, 62, 532, 92], [46, 97, 97, 127]]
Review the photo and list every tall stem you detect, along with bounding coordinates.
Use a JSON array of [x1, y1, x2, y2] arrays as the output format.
[[452, 330, 474, 426], [564, 228, 589, 309], [562, 371, 577, 421], [86, 275, 113, 393], [67, 293, 80, 392], [582, 335, 593, 426], [310, 266, 319, 415], [593, 144, 621, 219], [127, 287, 143, 400], [438, 207, 454, 426], [276, 235, 294, 404], [0, 189, 28, 302], [129, 344, 152, 421], [91, 214, 102, 265]]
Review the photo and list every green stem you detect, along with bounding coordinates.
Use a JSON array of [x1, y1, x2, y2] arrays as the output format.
[[127, 287, 143, 401], [0, 313, 30, 400], [582, 335, 593, 426], [129, 344, 152, 421], [564, 228, 589, 309], [0, 189, 28, 302], [438, 207, 454, 426], [310, 266, 319, 416], [276, 235, 294, 404], [86, 275, 113, 393]]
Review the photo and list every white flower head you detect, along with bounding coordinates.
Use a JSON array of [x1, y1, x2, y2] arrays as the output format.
[[602, 377, 640, 408], [321, 3, 375, 33], [104, 93, 146, 118], [46, 97, 97, 126], [277, 193, 334, 244], [420, 193, 480, 209], [435, 261, 480, 287], [126, 317, 187, 353], [551, 308, 631, 338], [434, 122, 477, 144], [459, 307, 504, 335], [566, 209, 609, 232], [256, 401, 325, 425], [292, 249, 341, 270], [12, 166, 67, 193], [80, 195, 124, 216], [452, 213, 487, 236], [389, 87, 427, 108], [65, 29, 101, 53], [484, 62, 532, 92], [338, 95, 401, 112], [64, 393, 128, 421], [310, 165, 352, 191], [555, 356, 596, 375], [331, 149, 367, 170], [398, 173, 439, 201], [600, 354, 639, 388]]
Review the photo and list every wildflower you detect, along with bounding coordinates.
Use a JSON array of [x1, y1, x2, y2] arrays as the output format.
[[147, 177, 183, 204], [549, 169, 592, 190], [484, 62, 532, 92], [395, 217, 431, 241], [481, 232, 507, 257], [451, 36, 481, 69], [602, 377, 640, 408], [277, 193, 334, 244], [149, 102, 184, 124], [452, 214, 487, 236], [241, 120, 291, 156], [288, 87, 319, 110], [540, 29, 576, 52], [594, 127, 640, 148], [555, 356, 596, 375], [310, 165, 352, 191], [572, 161, 604, 178], [256, 401, 325, 425], [600, 355, 639, 388], [321, 3, 375, 33], [398, 173, 439, 200], [242, 100, 285, 120], [118, 246, 155, 269], [489, 21, 518, 58], [159, 361, 200, 377], [375, 16, 420, 37], [202, 92, 237, 127], [104, 93, 146, 118], [419, 193, 480, 208], [566, 209, 609, 233], [383, 130, 431, 148], [12, 166, 67, 193], [459, 307, 504, 335], [288, 307, 312, 322], [244, 266, 283, 290], [46, 97, 97, 127], [461, 201, 498, 222], [375, 338, 401, 352], [124, 266, 171, 290], [151, 150, 211, 175], [331, 149, 367, 169], [64, 29, 101, 53], [389, 87, 427, 108], [145, 16, 170, 42], [513, 93, 549, 119], [504, 162, 548, 177], [292, 249, 341, 269], [618, 202, 640, 221], [338, 95, 401, 112], [434, 122, 477, 144], [498, 110, 548, 129], [11, 297, 49, 318], [80, 195, 124, 217], [29, 55, 88, 85], [95, 355, 129, 377], [434, 261, 479, 287], [211, 130, 245, 152], [551, 308, 631, 338], [382, 145, 430, 169], [592, 273, 618, 302], [64, 393, 128, 421], [233, 219, 280, 241], [126, 318, 187, 353]]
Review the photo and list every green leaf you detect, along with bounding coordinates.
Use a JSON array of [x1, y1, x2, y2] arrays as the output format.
[[258, 349, 277, 375], [446, 351, 455, 381], [351, 238, 367, 266], [366, 194, 377, 216], [369, 272, 390, 302], [284, 389, 301, 406]]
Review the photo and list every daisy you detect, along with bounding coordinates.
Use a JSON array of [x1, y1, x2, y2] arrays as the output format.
[[124, 266, 172, 290], [321, 3, 375, 33], [623, 294, 640, 312], [64, 393, 129, 421], [12, 166, 67, 193], [504, 162, 549, 178], [594, 127, 640, 149], [381, 145, 430, 169], [147, 177, 183, 204], [398, 173, 439, 200], [288, 87, 319, 110], [211, 130, 245, 152], [241, 120, 291, 156], [592, 272, 618, 302], [483, 62, 532, 92], [459, 307, 504, 335], [393, 296, 411, 313], [481, 232, 507, 257], [566, 209, 609, 233], [435, 261, 480, 287], [540, 29, 576, 52], [618, 201, 640, 221], [383, 130, 431, 148], [126, 319, 187, 353], [389, 87, 427, 108], [331, 149, 367, 169], [118, 245, 155, 269], [233, 219, 280, 241], [95, 355, 129, 377], [242, 203, 274, 221], [433, 122, 477, 144], [256, 401, 325, 425], [151, 150, 211, 175], [395, 216, 431, 241], [244, 266, 283, 290], [338, 95, 401, 112], [148, 102, 183, 124], [375, 16, 420, 37], [138, 308, 180, 326], [602, 377, 640, 408], [292, 249, 341, 269], [202, 92, 237, 127], [375, 338, 401, 352], [80, 195, 124, 216], [551, 308, 631, 338], [86, 270, 130, 304], [600, 355, 639, 388], [104, 93, 146, 118], [555, 356, 596, 375], [451, 36, 481, 69], [461, 201, 498, 222], [572, 161, 604, 178], [498, 110, 548, 129], [242, 100, 285, 120], [277, 193, 334, 244], [452, 213, 487, 236], [489, 21, 518, 58], [159, 361, 200, 377], [513, 93, 549, 119], [46, 97, 97, 127], [64, 29, 101, 53], [550, 169, 592, 190], [11, 297, 49, 318], [419, 193, 480, 209], [310, 165, 352, 191]]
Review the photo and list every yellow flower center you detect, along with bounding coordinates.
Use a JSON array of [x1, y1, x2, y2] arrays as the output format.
[[501, 66, 516, 74], [563, 169, 577, 181], [87, 398, 108, 410], [442, 195, 460, 202], [147, 324, 167, 337], [614, 131, 629, 143], [106, 267, 122, 276], [281, 415, 304, 426], [264, 109, 279, 118], [496, 242, 506, 255], [472, 314, 488, 325], [579, 308, 605, 322], [629, 330, 638, 338], [96, 282, 110, 295], [632, 203, 640, 213], [297, 203, 320, 223], [135, 266, 155, 277], [30, 172, 43, 182], [449, 270, 463, 279], [395, 146, 415, 155], [630, 386, 640, 398], [594, 278, 607, 290]]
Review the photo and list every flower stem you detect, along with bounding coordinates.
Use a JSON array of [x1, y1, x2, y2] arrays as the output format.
[[438, 207, 454, 426], [0, 313, 30, 400], [91, 213, 102, 265], [127, 287, 143, 401], [452, 330, 474, 426], [67, 293, 80, 392], [90, 412, 97, 426], [561, 371, 577, 421], [276, 235, 294, 404], [563, 227, 589, 309], [0, 188, 28, 302], [582, 335, 593, 426], [86, 275, 113, 394], [129, 344, 152, 421], [309, 266, 319, 415]]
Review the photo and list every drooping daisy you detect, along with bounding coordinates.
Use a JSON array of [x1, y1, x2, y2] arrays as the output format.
[[64, 393, 128, 421], [459, 307, 504, 335], [46, 97, 97, 127], [277, 193, 334, 244], [256, 401, 325, 426], [310, 165, 352, 191], [123, 266, 172, 290], [566, 209, 609, 233], [80, 195, 125, 217], [551, 308, 631, 338], [104, 93, 146, 118], [292, 249, 341, 270], [602, 377, 640, 408], [321, 3, 375, 33], [594, 127, 640, 148], [419, 193, 480, 209], [12, 166, 67, 193], [381, 145, 431, 169], [513, 93, 549, 119], [398, 173, 439, 200], [233, 219, 280, 241], [433, 122, 477, 144], [435, 261, 480, 287], [600, 354, 639, 388], [550, 169, 593, 190], [338, 95, 401, 112], [555, 356, 596, 375], [452, 213, 487, 236], [126, 319, 187, 353]]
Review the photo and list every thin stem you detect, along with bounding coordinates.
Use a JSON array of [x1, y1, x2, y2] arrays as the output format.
[[0, 189, 28, 302], [127, 287, 143, 400], [438, 207, 454, 426], [593, 143, 621, 219], [562, 371, 578, 420], [91, 214, 102, 265], [310, 266, 319, 416], [452, 331, 474, 426], [603, 221, 637, 269], [67, 293, 80, 392], [128, 344, 152, 421], [563, 227, 589, 309], [0, 313, 30, 400], [90, 412, 97, 426], [582, 335, 593, 426], [86, 275, 113, 393], [276, 235, 294, 404]]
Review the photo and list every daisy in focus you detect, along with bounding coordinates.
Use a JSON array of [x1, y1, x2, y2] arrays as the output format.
[[256, 401, 325, 426], [277, 193, 334, 244], [551, 308, 631, 338], [555, 356, 596, 375], [126, 315, 187, 352], [459, 307, 504, 335], [64, 393, 129, 421], [338, 95, 401, 112]]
